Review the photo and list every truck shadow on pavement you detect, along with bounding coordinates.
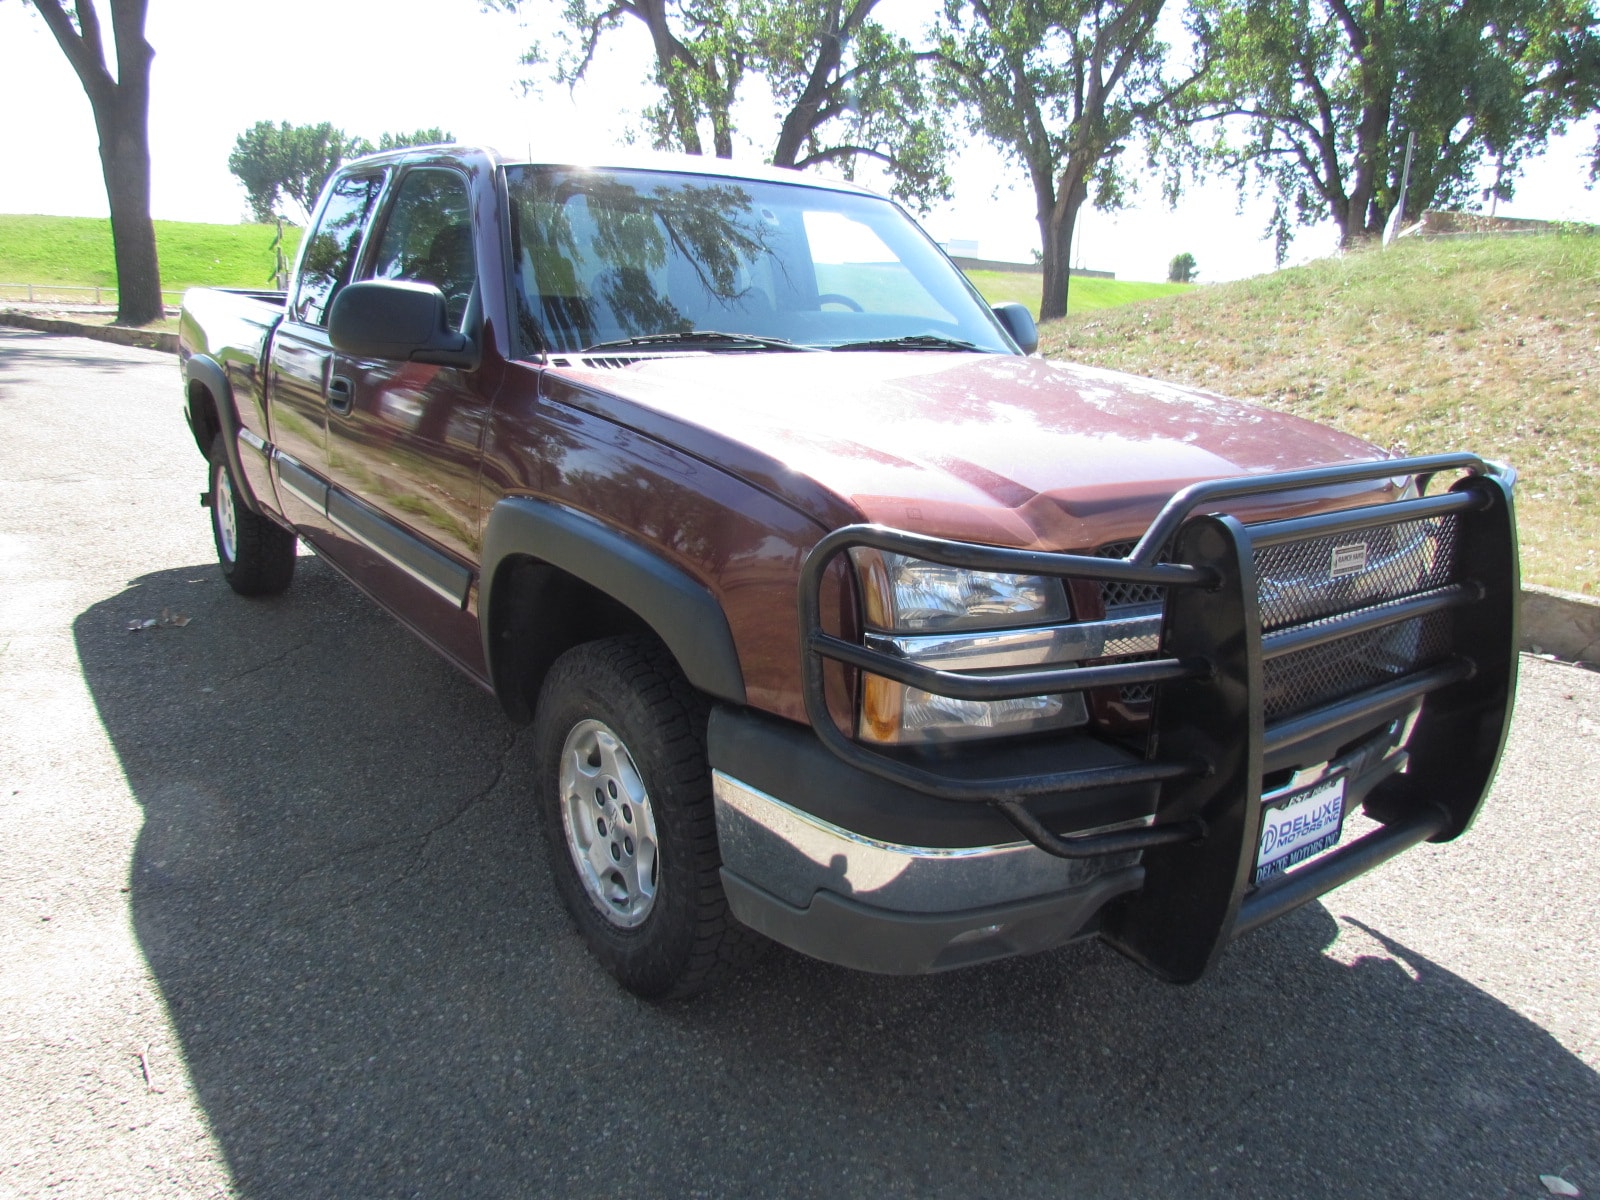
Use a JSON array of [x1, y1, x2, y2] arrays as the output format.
[[75, 560, 1599, 1199]]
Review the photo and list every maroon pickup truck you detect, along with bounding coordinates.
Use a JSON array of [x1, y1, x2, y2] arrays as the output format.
[[179, 145, 1519, 998]]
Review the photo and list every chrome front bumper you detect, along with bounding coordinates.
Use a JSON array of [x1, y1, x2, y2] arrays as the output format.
[[713, 771, 1139, 912], [712, 771, 1144, 973]]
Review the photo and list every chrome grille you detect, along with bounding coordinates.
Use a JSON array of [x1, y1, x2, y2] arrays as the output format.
[[1112, 653, 1159, 706], [1253, 515, 1459, 632], [1095, 540, 1166, 612], [1095, 541, 1164, 706]]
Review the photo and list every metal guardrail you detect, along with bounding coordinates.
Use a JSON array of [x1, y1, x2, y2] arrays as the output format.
[[0, 282, 185, 305]]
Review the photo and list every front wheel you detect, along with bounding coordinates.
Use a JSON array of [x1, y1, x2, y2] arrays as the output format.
[[533, 636, 761, 998], [209, 434, 296, 596]]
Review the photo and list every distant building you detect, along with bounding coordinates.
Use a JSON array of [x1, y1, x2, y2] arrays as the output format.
[[948, 253, 1114, 280]]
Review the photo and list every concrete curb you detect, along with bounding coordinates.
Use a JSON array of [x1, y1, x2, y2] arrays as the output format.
[[0, 310, 178, 353], [3, 313, 1595, 666]]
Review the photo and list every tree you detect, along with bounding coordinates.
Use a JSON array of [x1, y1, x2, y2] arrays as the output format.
[[24, 0, 162, 325], [751, 1, 951, 207], [496, 0, 741, 156], [229, 124, 456, 224], [376, 127, 455, 151], [1193, 0, 1600, 255], [1168, 250, 1197, 281], [229, 121, 374, 224], [494, 0, 951, 207], [935, 0, 1208, 320]]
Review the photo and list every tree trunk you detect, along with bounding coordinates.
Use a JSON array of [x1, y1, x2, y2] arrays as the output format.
[[711, 101, 734, 158], [28, 0, 163, 325], [1038, 215, 1072, 322], [1037, 163, 1088, 322], [770, 15, 847, 168], [1334, 200, 1358, 249], [635, 0, 703, 155], [96, 102, 162, 325]]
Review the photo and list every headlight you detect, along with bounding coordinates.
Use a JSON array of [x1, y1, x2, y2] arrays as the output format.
[[860, 674, 1077, 744], [849, 550, 1081, 744], [851, 550, 1070, 632]]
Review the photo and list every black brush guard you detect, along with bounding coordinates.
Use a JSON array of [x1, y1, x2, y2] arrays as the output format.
[[797, 453, 1519, 982]]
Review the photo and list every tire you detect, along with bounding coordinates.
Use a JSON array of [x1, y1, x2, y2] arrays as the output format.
[[209, 434, 296, 596], [533, 635, 761, 999]]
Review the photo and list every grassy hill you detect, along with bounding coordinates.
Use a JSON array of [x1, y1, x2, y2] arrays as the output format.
[[0, 213, 301, 299], [965, 269, 1191, 316], [1039, 234, 1600, 593], [0, 212, 1180, 316]]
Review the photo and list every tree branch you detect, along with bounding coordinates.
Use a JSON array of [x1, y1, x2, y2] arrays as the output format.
[[792, 143, 897, 169], [74, 0, 106, 74], [840, 0, 877, 40], [569, 2, 628, 84], [1324, 0, 1368, 52], [1205, 104, 1328, 143], [28, 0, 113, 103]]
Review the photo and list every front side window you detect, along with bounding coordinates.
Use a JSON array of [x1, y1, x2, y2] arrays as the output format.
[[366, 168, 476, 330], [292, 173, 383, 327], [505, 166, 1012, 356]]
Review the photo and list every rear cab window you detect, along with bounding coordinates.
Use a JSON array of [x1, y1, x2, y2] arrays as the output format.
[[362, 167, 477, 330], [292, 173, 385, 327]]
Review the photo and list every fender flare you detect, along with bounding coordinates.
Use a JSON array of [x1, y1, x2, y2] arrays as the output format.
[[480, 498, 747, 705], [184, 354, 262, 515]]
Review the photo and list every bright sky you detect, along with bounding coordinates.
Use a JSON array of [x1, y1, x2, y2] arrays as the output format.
[[1, 0, 1596, 283]]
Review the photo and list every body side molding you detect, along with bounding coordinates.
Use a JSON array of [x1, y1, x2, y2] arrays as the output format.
[[480, 498, 746, 705]]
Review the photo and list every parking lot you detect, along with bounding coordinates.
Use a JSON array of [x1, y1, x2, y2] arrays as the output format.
[[1, 326, 1596, 1198]]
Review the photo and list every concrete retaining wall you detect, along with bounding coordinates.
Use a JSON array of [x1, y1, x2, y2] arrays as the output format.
[[0, 310, 177, 353], [1521, 584, 1600, 664]]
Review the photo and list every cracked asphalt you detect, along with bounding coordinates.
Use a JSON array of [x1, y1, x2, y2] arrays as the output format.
[[1, 326, 1597, 1199]]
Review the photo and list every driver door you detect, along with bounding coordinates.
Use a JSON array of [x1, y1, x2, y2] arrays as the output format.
[[322, 165, 494, 674]]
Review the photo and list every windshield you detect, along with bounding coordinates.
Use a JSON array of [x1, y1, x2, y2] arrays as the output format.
[[504, 166, 1015, 356]]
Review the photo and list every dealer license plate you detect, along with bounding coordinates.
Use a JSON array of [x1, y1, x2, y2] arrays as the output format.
[[1254, 775, 1347, 886]]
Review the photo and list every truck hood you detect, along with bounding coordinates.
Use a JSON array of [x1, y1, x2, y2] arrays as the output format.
[[546, 351, 1395, 548]]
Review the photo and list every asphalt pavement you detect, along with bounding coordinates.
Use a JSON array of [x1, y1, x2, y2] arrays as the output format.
[[1, 326, 1596, 1199]]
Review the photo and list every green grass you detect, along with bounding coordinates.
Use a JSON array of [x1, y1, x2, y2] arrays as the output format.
[[1038, 233, 1600, 593], [0, 212, 1184, 320], [963, 269, 1192, 317], [0, 213, 301, 299]]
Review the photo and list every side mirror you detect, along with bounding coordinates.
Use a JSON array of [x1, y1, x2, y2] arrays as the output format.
[[991, 302, 1039, 356], [328, 280, 479, 370]]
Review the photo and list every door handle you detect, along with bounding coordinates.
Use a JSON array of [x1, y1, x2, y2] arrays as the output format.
[[327, 375, 354, 415]]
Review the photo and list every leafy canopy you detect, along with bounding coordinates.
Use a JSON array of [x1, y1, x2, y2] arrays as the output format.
[[228, 123, 455, 223], [492, 0, 952, 208], [1192, 0, 1600, 255]]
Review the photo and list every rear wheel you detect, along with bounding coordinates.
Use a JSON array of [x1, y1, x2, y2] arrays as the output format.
[[209, 434, 296, 596], [534, 636, 760, 998]]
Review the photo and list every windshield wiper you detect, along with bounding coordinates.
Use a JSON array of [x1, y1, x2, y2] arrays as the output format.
[[828, 334, 987, 353], [581, 330, 818, 353]]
